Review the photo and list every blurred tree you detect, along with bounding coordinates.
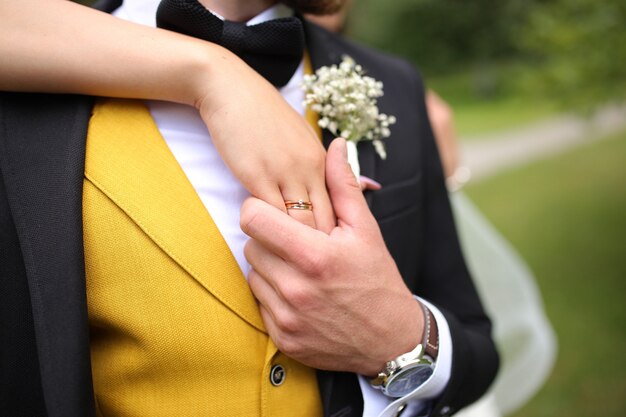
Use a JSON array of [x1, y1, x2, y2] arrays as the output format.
[[348, 0, 530, 75], [519, 0, 626, 109], [348, 0, 625, 108]]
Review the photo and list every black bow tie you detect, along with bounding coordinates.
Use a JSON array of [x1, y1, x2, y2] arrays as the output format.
[[156, 0, 305, 87]]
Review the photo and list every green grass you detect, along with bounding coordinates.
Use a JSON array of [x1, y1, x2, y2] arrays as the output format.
[[465, 130, 626, 416], [446, 95, 622, 139], [452, 97, 558, 138], [425, 65, 559, 138]]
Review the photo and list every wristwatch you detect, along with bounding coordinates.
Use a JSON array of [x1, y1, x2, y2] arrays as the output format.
[[370, 303, 439, 397]]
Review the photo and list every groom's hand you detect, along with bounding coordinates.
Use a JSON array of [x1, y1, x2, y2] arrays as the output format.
[[241, 138, 424, 375]]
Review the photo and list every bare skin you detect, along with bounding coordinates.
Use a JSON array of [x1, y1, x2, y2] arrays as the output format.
[[242, 139, 423, 375]]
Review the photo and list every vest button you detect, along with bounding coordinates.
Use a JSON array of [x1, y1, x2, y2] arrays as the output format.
[[270, 364, 286, 386]]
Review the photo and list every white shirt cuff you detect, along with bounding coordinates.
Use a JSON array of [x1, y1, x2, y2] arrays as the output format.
[[357, 297, 452, 417]]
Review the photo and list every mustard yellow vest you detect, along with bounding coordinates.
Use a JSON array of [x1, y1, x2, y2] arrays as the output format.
[[83, 99, 322, 416]]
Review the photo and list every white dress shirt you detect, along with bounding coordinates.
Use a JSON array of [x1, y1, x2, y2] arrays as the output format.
[[113, 2, 452, 415]]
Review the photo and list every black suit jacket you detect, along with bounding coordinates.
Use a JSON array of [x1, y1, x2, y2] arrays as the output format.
[[0, 3, 498, 416]]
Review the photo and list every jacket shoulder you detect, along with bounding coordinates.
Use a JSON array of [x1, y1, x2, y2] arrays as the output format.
[[304, 20, 425, 93]]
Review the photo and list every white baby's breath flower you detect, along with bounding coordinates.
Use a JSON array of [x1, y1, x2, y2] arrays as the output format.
[[302, 56, 396, 167], [373, 140, 387, 160]]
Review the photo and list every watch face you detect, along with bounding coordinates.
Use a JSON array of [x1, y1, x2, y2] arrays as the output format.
[[386, 365, 434, 397]]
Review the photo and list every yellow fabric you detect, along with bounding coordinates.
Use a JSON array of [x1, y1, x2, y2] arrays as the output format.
[[83, 99, 322, 417]]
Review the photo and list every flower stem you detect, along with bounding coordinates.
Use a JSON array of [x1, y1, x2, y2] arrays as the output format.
[[346, 140, 361, 182]]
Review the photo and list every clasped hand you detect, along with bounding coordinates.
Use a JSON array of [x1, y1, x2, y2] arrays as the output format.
[[241, 139, 424, 376], [197, 50, 335, 233]]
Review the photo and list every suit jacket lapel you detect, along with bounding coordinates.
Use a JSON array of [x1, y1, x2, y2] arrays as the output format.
[[84, 99, 266, 333], [304, 20, 377, 208], [0, 93, 95, 417], [304, 20, 341, 151]]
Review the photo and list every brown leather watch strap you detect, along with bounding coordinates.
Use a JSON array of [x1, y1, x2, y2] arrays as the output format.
[[421, 304, 439, 360]]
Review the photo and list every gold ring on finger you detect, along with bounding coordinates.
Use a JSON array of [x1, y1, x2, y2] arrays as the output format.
[[284, 199, 313, 211]]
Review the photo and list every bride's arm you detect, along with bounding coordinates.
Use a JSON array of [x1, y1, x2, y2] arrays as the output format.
[[0, 0, 334, 232], [1, 0, 209, 104]]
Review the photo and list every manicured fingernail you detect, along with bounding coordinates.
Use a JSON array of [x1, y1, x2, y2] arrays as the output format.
[[359, 176, 382, 190]]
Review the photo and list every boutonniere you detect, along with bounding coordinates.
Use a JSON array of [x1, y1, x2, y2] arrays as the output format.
[[302, 56, 396, 179]]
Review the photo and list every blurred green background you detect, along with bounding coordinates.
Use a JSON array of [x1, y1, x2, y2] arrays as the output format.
[[347, 1, 626, 416], [348, 0, 626, 133]]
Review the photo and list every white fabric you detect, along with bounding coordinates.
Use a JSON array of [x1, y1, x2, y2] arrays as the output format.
[[114, 1, 453, 415], [450, 192, 557, 415], [358, 298, 453, 417]]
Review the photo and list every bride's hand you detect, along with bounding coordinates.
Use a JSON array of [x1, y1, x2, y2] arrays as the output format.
[[0, 0, 334, 231], [193, 49, 335, 233]]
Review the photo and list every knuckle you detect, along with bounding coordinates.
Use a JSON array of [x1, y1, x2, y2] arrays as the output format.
[[274, 310, 301, 334], [239, 199, 262, 235], [275, 335, 303, 357], [282, 283, 312, 308], [247, 269, 260, 292], [290, 146, 324, 172], [243, 239, 258, 264], [299, 248, 328, 277], [297, 242, 334, 278], [309, 148, 326, 170]]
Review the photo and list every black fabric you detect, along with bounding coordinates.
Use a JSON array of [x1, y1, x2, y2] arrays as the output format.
[[91, 0, 122, 12], [317, 371, 364, 417], [0, 92, 95, 417], [156, 0, 305, 87], [0, 171, 46, 417]]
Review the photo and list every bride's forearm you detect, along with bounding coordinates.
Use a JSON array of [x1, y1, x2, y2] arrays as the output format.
[[0, 0, 234, 109]]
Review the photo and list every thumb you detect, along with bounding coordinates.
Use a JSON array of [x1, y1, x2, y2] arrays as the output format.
[[326, 138, 373, 228]]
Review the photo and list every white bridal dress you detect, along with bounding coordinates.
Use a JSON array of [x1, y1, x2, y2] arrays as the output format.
[[450, 192, 557, 417]]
